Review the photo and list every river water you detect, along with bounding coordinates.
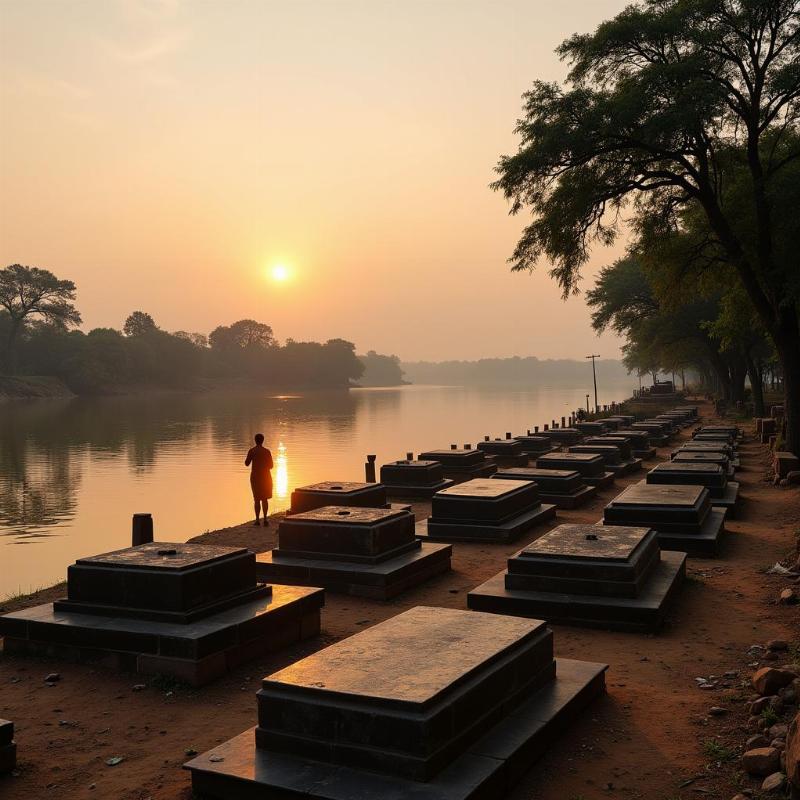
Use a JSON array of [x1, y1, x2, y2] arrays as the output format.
[[0, 380, 634, 597]]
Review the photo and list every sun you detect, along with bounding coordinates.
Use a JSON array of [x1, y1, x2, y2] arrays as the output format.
[[270, 264, 290, 282]]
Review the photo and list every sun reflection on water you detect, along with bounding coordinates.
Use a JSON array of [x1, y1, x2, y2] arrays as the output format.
[[275, 442, 289, 499]]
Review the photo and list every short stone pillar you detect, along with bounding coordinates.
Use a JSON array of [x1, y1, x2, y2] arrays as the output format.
[[365, 455, 377, 483], [132, 513, 154, 547]]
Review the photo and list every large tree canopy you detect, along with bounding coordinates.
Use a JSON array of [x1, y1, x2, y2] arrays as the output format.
[[494, 0, 800, 449], [0, 264, 81, 373]]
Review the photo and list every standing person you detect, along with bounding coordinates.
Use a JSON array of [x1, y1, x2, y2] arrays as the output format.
[[245, 433, 273, 526]]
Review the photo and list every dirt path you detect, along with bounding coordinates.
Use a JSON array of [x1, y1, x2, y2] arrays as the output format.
[[1, 400, 798, 800]]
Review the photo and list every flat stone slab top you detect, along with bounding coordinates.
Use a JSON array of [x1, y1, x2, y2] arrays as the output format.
[[55, 542, 270, 624], [418, 448, 487, 466], [380, 459, 454, 498], [289, 481, 388, 514], [536, 452, 605, 478], [421, 478, 556, 543], [569, 445, 622, 464], [672, 451, 732, 471], [648, 462, 727, 490], [513, 434, 554, 453], [263, 606, 541, 706], [586, 436, 633, 458], [260, 506, 451, 598], [522, 524, 650, 562], [492, 468, 596, 509]]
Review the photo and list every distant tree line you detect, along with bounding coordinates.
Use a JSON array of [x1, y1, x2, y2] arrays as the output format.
[[0, 264, 380, 394]]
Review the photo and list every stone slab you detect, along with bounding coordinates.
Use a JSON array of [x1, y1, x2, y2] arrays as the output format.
[[582, 471, 616, 489], [56, 544, 272, 624], [275, 506, 417, 564], [536, 452, 605, 478], [537, 428, 584, 445], [0, 742, 16, 774], [647, 462, 727, 494], [603, 507, 726, 557], [0, 720, 12, 748], [585, 436, 633, 460], [255, 542, 452, 600], [603, 482, 709, 531], [431, 479, 542, 523], [417, 503, 557, 544], [290, 482, 388, 514], [493, 467, 583, 492], [184, 657, 607, 800], [513, 435, 557, 455], [0, 586, 324, 687], [672, 451, 734, 476], [468, 551, 686, 632], [568, 445, 622, 465], [380, 461, 455, 498]]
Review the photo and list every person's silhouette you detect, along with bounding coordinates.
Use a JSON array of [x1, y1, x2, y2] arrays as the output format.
[[245, 433, 273, 526]]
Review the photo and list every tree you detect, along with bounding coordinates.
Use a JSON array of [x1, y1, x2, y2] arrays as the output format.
[[0, 264, 81, 374], [123, 311, 157, 337], [494, 0, 800, 449], [209, 319, 275, 351], [173, 331, 209, 349]]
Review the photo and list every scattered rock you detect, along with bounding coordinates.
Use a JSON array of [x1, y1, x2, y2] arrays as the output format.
[[780, 588, 798, 604], [770, 723, 789, 739], [709, 706, 728, 716], [105, 757, 124, 767], [785, 711, 800, 790], [751, 696, 777, 715], [787, 470, 800, 485], [132, 684, 146, 692], [767, 640, 789, 652], [753, 667, 797, 696], [742, 746, 781, 776], [747, 734, 771, 749], [44, 673, 61, 683], [761, 771, 786, 792]]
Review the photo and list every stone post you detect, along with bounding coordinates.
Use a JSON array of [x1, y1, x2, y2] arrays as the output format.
[[365, 455, 377, 483], [132, 513, 153, 547]]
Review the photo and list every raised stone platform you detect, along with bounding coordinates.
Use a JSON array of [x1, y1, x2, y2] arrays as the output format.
[[290, 481, 388, 514], [513, 434, 557, 456], [538, 427, 584, 446], [492, 467, 597, 509], [575, 422, 610, 436], [380, 459, 454, 499], [0, 719, 15, 774], [1, 543, 324, 685], [615, 429, 658, 459], [417, 448, 498, 483], [468, 524, 686, 632], [257, 507, 451, 599], [568, 445, 642, 476], [672, 451, 735, 476], [417, 479, 556, 543], [477, 438, 530, 467], [602, 483, 726, 557], [646, 462, 739, 516], [536, 452, 615, 489], [185, 606, 607, 800], [585, 435, 633, 460]]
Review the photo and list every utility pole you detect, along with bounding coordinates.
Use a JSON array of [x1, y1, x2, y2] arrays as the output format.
[[586, 354, 600, 413]]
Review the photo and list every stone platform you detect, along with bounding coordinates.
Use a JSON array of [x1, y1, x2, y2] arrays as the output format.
[[615, 429, 657, 459], [185, 606, 607, 800], [417, 479, 556, 543], [289, 482, 388, 514], [514, 434, 558, 456], [647, 462, 739, 516], [380, 459, 454, 499], [257, 507, 451, 600], [568, 445, 642, 476], [417, 448, 498, 483], [536, 452, 615, 489], [672, 451, 735, 477], [0, 543, 324, 686], [0, 719, 15, 774], [630, 423, 669, 446], [602, 483, 726, 557], [468, 524, 686, 632], [492, 467, 597, 509], [477, 438, 529, 467], [585, 436, 633, 460], [538, 427, 584, 446]]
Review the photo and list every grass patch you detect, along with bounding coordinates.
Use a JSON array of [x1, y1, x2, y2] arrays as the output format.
[[761, 706, 780, 727], [703, 739, 736, 762]]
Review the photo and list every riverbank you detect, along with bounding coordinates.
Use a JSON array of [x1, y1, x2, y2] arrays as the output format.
[[1, 399, 798, 800], [0, 376, 74, 400]]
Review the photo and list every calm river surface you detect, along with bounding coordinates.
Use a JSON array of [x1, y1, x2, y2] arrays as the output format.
[[0, 381, 634, 597]]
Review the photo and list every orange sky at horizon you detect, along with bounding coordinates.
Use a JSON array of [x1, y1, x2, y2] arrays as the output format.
[[0, 0, 631, 362]]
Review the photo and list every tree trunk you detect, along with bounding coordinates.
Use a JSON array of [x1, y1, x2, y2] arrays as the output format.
[[744, 352, 766, 418], [4, 320, 21, 375], [773, 319, 800, 454]]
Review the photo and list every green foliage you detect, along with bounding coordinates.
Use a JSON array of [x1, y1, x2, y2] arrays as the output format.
[[702, 739, 735, 763], [123, 311, 157, 337], [357, 350, 406, 386]]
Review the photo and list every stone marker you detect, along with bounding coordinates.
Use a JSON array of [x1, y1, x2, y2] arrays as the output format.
[[586, 435, 634, 460], [492, 467, 597, 508], [537, 427, 584, 445], [513, 433, 557, 456], [468, 523, 686, 631], [417, 447, 498, 483], [0, 719, 15, 774], [574, 422, 609, 436], [774, 451, 800, 479], [672, 450, 735, 477], [630, 422, 670, 446], [536, 452, 615, 489], [568, 444, 642, 476], [646, 462, 739, 516], [417, 478, 556, 543], [379, 459, 454, 499], [615, 429, 658, 459], [0, 542, 324, 686], [289, 481, 387, 514], [185, 606, 607, 800], [476, 438, 530, 467], [602, 482, 726, 556], [595, 418, 622, 431], [256, 506, 451, 599]]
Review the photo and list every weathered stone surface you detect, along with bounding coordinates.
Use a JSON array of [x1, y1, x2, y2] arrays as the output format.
[[492, 468, 597, 509], [754, 668, 798, 696], [761, 772, 786, 792], [742, 746, 781, 775], [290, 481, 388, 514], [536, 452, 605, 478]]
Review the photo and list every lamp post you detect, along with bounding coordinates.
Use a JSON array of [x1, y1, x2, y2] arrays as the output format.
[[586, 354, 600, 413], [585, 394, 590, 414]]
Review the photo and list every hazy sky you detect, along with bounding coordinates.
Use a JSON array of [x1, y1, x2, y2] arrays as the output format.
[[0, 0, 631, 361]]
